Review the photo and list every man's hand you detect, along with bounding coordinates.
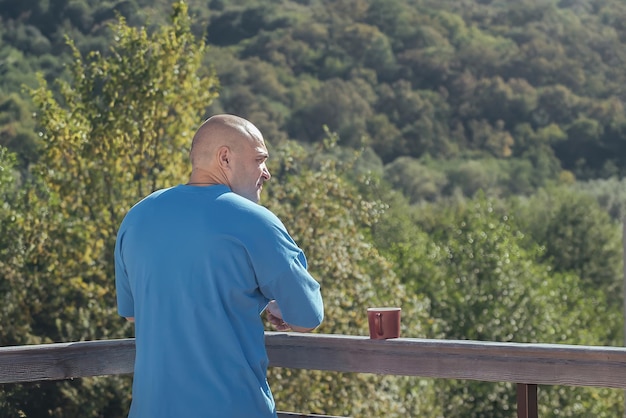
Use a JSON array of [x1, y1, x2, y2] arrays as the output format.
[[266, 300, 291, 331], [265, 300, 317, 333]]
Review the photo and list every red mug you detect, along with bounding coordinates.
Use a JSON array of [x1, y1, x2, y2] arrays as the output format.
[[367, 307, 401, 339]]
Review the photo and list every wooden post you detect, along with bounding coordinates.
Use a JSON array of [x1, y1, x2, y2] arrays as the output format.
[[516, 383, 538, 418]]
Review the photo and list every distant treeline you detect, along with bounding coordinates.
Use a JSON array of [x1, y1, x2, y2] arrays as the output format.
[[4, 0, 626, 193]]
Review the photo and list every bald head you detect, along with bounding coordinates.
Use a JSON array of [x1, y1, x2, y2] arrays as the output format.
[[190, 114, 262, 168], [187, 114, 271, 202]]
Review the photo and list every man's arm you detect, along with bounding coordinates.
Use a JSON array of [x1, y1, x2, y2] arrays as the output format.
[[265, 300, 317, 333], [288, 324, 316, 333]]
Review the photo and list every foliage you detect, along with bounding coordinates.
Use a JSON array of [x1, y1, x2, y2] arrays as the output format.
[[28, 0, 217, 340], [514, 187, 624, 320], [0, 146, 32, 346], [264, 138, 439, 417], [0, 94, 40, 169], [571, 176, 626, 221], [381, 154, 564, 203], [383, 156, 448, 203], [8, 0, 626, 181], [371, 191, 623, 416], [0, 3, 218, 416]]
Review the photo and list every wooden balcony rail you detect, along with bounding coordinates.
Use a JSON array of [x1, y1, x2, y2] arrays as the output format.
[[2, 333, 626, 417]]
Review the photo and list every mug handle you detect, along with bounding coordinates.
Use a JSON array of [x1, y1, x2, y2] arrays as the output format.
[[375, 312, 384, 336]]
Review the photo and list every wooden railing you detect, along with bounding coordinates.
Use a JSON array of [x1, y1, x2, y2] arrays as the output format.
[[2, 333, 626, 417]]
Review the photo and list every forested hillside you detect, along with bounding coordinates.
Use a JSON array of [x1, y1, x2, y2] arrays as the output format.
[[5, 0, 626, 187], [2, 0, 626, 416]]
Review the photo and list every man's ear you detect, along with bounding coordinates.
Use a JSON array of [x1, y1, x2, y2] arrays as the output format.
[[217, 146, 231, 167]]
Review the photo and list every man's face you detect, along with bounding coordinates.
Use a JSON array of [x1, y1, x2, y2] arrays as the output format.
[[229, 137, 271, 203]]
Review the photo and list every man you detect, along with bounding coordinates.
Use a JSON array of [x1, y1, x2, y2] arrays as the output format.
[[115, 114, 324, 417]]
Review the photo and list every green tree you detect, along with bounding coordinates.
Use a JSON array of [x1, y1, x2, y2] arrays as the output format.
[[0, 146, 32, 346], [264, 138, 439, 417], [29, 0, 218, 342], [443, 158, 503, 197], [572, 176, 626, 221], [0, 93, 40, 169], [383, 156, 448, 203], [374, 80, 455, 160], [288, 78, 374, 147], [337, 22, 397, 79], [372, 192, 623, 416], [455, 77, 538, 130], [515, 187, 624, 317], [1, 3, 218, 416]]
